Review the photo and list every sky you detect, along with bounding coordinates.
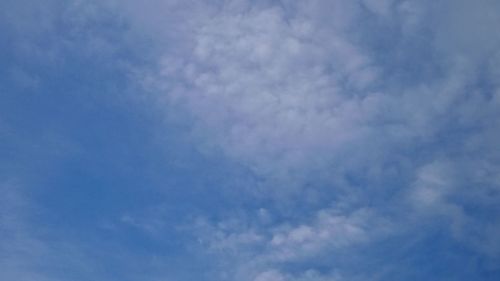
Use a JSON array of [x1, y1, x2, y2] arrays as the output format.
[[1, 0, 500, 280]]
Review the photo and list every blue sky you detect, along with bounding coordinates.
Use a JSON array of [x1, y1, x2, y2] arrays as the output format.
[[1, 0, 500, 280]]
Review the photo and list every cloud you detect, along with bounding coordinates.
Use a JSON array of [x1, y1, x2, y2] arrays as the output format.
[[254, 269, 342, 281], [132, 0, 500, 279], [191, 205, 393, 280], [362, 0, 395, 17], [3, 0, 499, 280], [433, 0, 500, 61], [146, 1, 382, 191], [141, 0, 500, 192], [410, 158, 500, 260]]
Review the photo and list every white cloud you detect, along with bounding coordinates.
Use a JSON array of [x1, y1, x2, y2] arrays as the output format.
[[146, 1, 383, 191], [409, 158, 500, 260], [267, 208, 392, 261], [127, 0, 500, 278], [4, 0, 499, 279], [253, 269, 343, 281], [192, 205, 392, 280], [411, 161, 456, 207]]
